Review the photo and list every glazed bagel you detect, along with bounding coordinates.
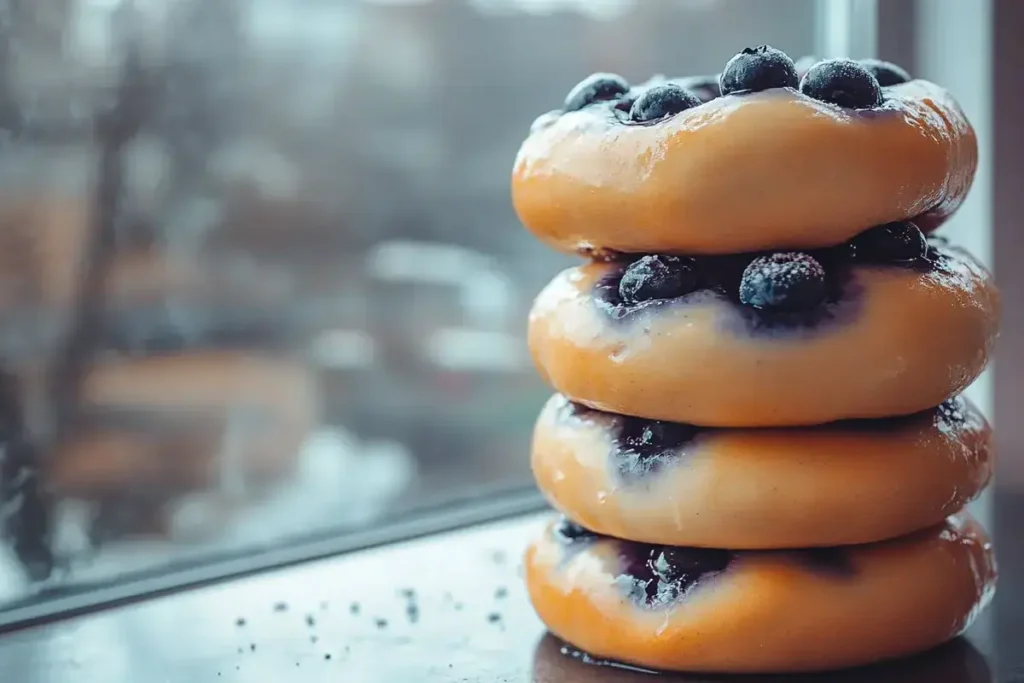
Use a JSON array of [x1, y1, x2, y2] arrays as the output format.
[[47, 352, 318, 497], [525, 514, 996, 674], [532, 395, 991, 548], [513, 78, 975, 256], [528, 245, 998, 427]]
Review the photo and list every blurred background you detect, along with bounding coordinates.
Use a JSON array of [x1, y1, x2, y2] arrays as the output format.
[[0, 0, 1015, 626]]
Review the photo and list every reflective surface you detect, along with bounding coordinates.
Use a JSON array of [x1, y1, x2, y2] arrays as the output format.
[[0, 494, 1019, 683], [0, 0, 822, 612]]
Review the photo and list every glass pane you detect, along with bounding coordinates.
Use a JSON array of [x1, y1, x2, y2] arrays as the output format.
[[0, 0, 827, 615]]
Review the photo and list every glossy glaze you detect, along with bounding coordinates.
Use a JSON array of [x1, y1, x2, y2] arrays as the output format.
[[513, 80, 976, 256]]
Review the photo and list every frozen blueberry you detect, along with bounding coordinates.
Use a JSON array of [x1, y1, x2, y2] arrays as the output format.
[[850, 221, 927, 263], [564, 73, 630, 112], [800, 59, 883, 109], [619, 418, 699, 457], [720, 45, 799, 95], [937, 397, 967, 426], [618, 255, 698, 304], [649, 547, 731, 585], [629, 84, 702, 122], [739, 253, 827, 311], [858, 58, 912, 87]]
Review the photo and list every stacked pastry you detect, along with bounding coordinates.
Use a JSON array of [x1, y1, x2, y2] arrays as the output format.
[[513, 46, 999, 673]]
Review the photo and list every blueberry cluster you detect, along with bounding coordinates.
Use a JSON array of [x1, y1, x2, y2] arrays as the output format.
[[555, 48, 912, 125], [556, 513, 858, 608], [563, 401, 702, 481], [618, 417, 700, 456], [619, 541, 732, 606], [608, 221, 930, 313]]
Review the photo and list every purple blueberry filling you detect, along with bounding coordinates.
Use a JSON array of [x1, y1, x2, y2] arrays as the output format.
[[851, 221, 929, 263], [563, 401, 702, 482], [591, 224, 945, 334], [618, 543, 732, 607], [552, 517, 855, 609], [593, 245, 853, 332], [561, 397, 970, 484]]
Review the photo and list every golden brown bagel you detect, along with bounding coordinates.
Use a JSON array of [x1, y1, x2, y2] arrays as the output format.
[[528, 246, 998, 427], [513, 80, 975, 256], [532, 395, 991, 548], [525, 514, 996, 674]]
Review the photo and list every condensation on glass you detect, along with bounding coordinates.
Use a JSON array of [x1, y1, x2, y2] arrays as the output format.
[[0, 0, 818, 611]]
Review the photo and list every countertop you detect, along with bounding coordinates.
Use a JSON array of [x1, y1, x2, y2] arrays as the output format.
[[0, 494, 1019, 683]]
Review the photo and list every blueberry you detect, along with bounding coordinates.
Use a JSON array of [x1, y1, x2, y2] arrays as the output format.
[[629, 84, 702, 122], [937, 397, 967, 426], [618, 255, 698, 304], [858, 58, 911, 87], [850, 221, 927, 263], [739, 253, 827, 311], [800, 58, 883, 109], [619, 418, 699, 456], [564, 73, 630, 112], [648, 547, 731, 585], [720, 45, 799, 95]]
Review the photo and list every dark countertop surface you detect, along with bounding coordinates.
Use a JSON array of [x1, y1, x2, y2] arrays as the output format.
[[0, 493, 1020, 683]]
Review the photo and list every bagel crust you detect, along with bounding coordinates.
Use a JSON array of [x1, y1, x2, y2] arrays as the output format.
[[527, 246, 999, 426], [525, 514, 996, 673], [532, 395, 992, 548]]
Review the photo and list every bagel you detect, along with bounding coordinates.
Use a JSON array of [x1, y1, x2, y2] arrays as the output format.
[[528, 245, 998, 426], [532, 395, 991, 548], [525, 514, 996, 673], [513, 75, 975, 256]]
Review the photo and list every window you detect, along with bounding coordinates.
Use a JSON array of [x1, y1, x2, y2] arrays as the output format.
[[0, 0, 979, 626]]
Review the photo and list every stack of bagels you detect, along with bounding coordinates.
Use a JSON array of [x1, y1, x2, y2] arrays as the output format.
[[513, 46, 999, 673]]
